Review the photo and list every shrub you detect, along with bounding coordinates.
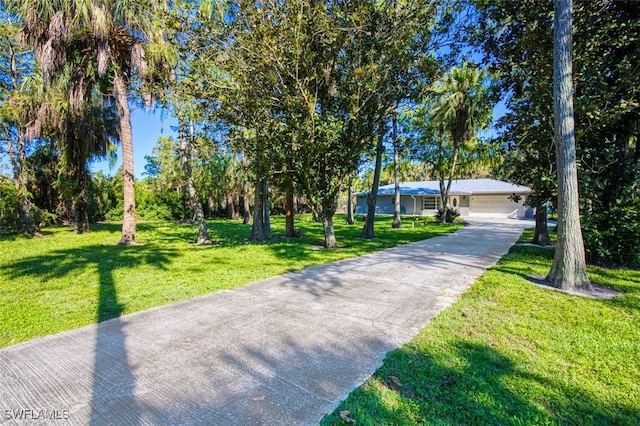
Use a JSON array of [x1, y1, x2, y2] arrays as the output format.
[[0, 178, 57, 233], [435, 207, 460, 224], [582, 201, 640, 267], [0, 179, 20, 234], [33, 209, 58, 228], [104, 205, 124, 222], [136, 184, 187, 220]]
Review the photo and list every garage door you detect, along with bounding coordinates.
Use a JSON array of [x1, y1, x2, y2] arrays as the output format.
[[470, 195, 520, 216]]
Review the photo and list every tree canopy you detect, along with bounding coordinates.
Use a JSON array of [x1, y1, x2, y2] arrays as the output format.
[[470, 0, 640, 266], [0, 0, 637, 269]]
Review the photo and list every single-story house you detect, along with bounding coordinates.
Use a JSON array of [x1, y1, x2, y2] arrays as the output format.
[[355, 178, 534, 219]]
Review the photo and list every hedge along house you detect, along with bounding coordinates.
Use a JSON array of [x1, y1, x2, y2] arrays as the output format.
[[355, 178, 534, 219]]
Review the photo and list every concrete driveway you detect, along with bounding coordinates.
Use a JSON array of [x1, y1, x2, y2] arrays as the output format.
[[0, 218, 532, 425]]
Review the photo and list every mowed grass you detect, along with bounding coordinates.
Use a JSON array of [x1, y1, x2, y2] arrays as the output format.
[[321, 230, 640, 425], [0, 214, 459, 348]]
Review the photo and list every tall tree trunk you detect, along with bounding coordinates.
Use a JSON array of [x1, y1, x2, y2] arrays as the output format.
[[392, 111, 402, 228], [73, 172, 90, 234], [232, 192, 240, 220], [320, 197, 339, 248], [81, 199, 90, 233], [263, 179, 271, 235], [311, 208, 320, 222], [361, 133, 384, 238], [16, 182, 37, 235], [346, 175, 354, 225], [546, 0, 591, 290], [6, 54, 38, 236], [285, 177, 296, 237], [242, 187, 252, 224], [322, 213, 337, 249], [439, 142, 460, 224], [532, 203, 552, 246], [180, 120, 211, 245], [227, 194, 236, 219], [241, 150, 252, 225], [438, 179, 447, 224], [250, 177, 266, 241], [9, 132, 39, 235], [73, 199, 89, 234], [208, 197, 215, 216], [114, 72, 137, 246]]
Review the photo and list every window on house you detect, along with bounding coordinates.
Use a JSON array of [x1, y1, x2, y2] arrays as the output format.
[[422, 196, 439, 210]]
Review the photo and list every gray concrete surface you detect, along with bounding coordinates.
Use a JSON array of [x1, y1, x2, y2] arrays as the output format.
[[0, 218, 532, 425]]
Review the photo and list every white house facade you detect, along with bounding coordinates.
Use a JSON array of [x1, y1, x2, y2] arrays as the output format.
[[355, 178, 534, 219]]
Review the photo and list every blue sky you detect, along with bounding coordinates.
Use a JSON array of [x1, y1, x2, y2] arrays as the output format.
[[0, 107, 176, 179], [0, 103, 505, 181], [90, 107, 178, 179], [87, 97, 506, 180]]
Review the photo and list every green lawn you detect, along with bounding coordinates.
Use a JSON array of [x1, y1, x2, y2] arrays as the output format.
[[0, 214, 459, 348], [321, 230, 640, 425]]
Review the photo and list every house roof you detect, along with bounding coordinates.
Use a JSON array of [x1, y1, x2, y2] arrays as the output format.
[[356, 179, 531, 196]]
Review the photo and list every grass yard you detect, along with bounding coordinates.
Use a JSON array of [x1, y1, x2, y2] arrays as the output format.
[[321, 229, 640, 425], [0, 214, 459, 348]]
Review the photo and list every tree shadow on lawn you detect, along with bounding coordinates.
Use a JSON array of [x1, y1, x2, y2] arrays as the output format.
[[136, 220, 246, 246], [323, 340, 639, 425], [91, 220, 244, 246], [589, 266, 640, 289], [590, 268, 640, 313], [1, 242, 180, 424], [0, 226, 60, 241], [2, 244, 177, 322], [139, 218, 310, 249], [258, 217, 465, 277]]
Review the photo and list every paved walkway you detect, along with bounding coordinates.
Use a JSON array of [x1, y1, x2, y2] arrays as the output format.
[[0, 218, 532, 425]]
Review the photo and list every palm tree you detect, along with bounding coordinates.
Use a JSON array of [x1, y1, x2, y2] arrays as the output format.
[[12, 0, 175, 244], [430, 63, 492, 223], [49, 99, 118, 233], [29, 29, 120, 234]]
